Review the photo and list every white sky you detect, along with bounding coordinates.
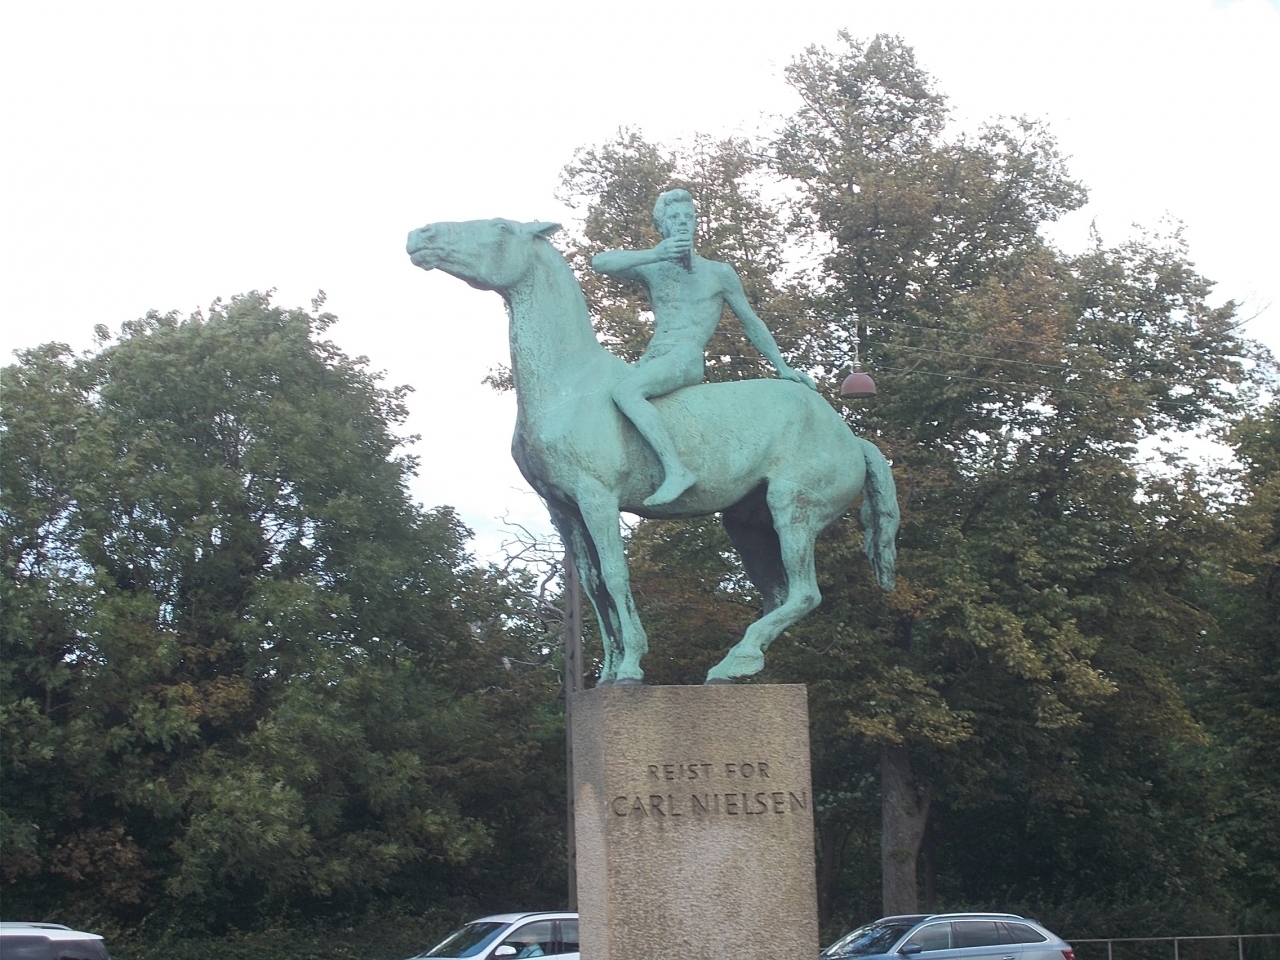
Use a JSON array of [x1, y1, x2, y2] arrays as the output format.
[[3, 0, 1277, 559]]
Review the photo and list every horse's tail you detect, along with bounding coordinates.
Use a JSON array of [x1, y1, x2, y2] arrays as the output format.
[[856, 436, 899, 591]]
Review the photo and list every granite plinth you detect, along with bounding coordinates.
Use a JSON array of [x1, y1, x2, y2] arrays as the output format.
[[571, 683, 818, 960]]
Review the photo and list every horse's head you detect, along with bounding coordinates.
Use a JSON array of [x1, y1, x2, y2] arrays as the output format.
[[406, 218, 562, 292]]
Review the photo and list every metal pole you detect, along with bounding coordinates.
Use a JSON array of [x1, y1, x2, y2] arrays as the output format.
[[564, 554, 584, 910]]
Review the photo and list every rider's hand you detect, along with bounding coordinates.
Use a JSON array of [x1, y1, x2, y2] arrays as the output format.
[[781, 366, 818, 391], [655, 235, 693, 262]]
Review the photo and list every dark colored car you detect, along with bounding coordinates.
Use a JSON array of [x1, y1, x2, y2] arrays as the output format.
[[822, 913, 1074, 960]]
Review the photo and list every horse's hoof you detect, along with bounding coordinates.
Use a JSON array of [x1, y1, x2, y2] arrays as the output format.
[[596, 677, 644, 688], [706, 649, 765, 684], [705, 677, 739, 685]]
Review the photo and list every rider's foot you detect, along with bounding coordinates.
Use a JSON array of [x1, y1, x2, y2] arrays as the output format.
[[643, 465, 697, 507]]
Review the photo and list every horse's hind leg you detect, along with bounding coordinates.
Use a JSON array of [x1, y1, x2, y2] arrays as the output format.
[[707, 481, 823, 683]]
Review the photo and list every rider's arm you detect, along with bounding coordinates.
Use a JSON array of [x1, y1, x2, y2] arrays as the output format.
[[591, 236, 690, 278], [721, 266, 817, 390]]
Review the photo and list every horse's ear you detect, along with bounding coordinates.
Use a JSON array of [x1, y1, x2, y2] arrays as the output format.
[[524, 221, 562, 238]]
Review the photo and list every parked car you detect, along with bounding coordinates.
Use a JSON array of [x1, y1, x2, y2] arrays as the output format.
[[821, 913, 1074, 960], [0, 922, 111, 960], [405, 912, 579, 960]]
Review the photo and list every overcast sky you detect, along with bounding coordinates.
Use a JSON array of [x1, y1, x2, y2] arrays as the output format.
[[3, 0, 1277, 559]]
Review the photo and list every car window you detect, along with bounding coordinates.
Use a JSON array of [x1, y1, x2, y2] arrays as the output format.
[[999, 924, 1046, 945], [824, 920, 920, 958], [2, 936, 54, 960], [422, 921, 507, 958], [502, 921, 555, 958], [911, 923, 953, 952], [954, 922, 1002, 948], [558, 920, 579, 955], [53, 942, 110, 960]]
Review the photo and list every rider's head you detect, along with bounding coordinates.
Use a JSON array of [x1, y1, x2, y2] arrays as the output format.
[[653, 189, 696, 238]]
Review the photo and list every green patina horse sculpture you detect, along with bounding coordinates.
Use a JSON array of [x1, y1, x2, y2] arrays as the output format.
[[407, 218, 898, 685]]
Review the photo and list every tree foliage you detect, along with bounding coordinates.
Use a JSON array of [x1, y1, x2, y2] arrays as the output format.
[[1197, 402, 1280, 921], [557, 32, 1276, 931], [0, 294, 566, 931]]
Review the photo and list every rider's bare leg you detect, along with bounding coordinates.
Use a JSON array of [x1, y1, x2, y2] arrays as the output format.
[[613, 376, 697, 507]]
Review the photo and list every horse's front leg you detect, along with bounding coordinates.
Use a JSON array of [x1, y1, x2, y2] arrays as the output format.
[[573, 484, 648, 685], [545, 497, 622, 684]]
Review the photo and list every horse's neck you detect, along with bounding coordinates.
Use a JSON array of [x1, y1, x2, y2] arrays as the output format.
[[505, 241, 617, 416]]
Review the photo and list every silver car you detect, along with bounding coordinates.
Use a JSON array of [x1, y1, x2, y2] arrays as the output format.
[[822, 913, 1074, 960], [405, 912, 579, 960]]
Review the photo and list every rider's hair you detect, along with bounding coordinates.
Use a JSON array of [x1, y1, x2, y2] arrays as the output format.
[[652, 188, 694, 232]]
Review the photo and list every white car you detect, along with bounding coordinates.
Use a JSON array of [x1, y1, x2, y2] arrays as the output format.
[[0, 922, 111, 960], [406, 912, 579, 960]]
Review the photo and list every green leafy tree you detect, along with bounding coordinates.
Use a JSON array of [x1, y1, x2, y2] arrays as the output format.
[[770, 33, 1260, 920], [555, 33, 1270, 925], [1197, 402, 1280, 923], [1, 294, 565, 930]]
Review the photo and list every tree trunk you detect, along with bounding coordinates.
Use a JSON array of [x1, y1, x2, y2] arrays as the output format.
[[816, 815, 841, 929], [880, 742, 931, 914], [922, 816, 936, 911]]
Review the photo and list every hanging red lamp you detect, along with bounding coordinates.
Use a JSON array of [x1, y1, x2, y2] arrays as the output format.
[[840, 322, 877, 399], [840, 369, 877, 398]]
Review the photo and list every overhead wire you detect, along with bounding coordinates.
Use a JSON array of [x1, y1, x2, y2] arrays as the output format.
[[695, 306, 1227, 411], [783, 309, 1235, 377], [862, 365, 1203, 410], [888, 340, 1069, 373], [866, 314, 1078, 350], [703, 349, 1211, 411]]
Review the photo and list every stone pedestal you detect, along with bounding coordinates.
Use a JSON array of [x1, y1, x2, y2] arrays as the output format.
[[571, 684, 818, 960]]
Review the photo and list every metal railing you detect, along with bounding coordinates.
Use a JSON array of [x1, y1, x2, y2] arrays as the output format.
[[1072, 935, 1280, 960]]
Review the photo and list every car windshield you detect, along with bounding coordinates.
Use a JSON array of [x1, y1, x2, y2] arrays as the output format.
[[823, 921, 917, 958], [415, 922, 508, 959]]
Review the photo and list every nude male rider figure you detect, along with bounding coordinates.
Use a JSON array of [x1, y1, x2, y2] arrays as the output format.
[[591, 188, 817, 507]]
